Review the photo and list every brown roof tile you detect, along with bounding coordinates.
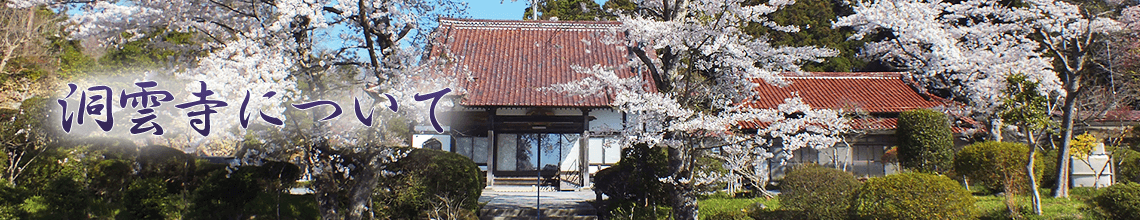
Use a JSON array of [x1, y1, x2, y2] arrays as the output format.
[[737, 72, 979, 132], [743, 72, 942, 113], [431, 18, 651, 107]]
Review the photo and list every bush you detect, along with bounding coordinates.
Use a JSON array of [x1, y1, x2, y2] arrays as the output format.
[[780, 164, 860, 220], [707, 210, 750, 220], [851, 172, 975, 220], [1037, 148, 1059, 189], [595, 143, 672, 217], [1113, 147, 1140, 183], [896, 109, 954, 173], [1093, 182, 1140, 220], [374, 148, 483, 219], [953, 141, 1029, 193], [186, 168, 261, 220], [117, 178, 171, 220]]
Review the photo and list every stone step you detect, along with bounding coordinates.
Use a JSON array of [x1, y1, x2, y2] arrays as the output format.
[[481, 207, 597, 217], [494, 177, 557, 186]]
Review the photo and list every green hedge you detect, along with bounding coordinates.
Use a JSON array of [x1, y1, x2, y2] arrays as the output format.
[[780, 164, 860, 220], [851, 172, 975, 220], [1093, 182, 1140, 220], [1113, 148, 1140, 184], [953, 141, 1029, 193], [374, 148, 483, 219], [896, 109, 954, 173]]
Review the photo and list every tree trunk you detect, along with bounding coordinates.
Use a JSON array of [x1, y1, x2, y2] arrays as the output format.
[[1026, 129, 1042, 215], [346, 162, 379, 220], [667, 147, 698, 220], [1053, 79, 1079, 198], [315, 174, 342, 219], [991, 118, 1003, 142]]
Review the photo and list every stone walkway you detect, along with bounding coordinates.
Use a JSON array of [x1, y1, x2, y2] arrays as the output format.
[[478, 187, 599, 220]]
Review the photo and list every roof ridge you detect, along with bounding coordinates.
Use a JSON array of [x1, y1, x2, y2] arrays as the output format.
[[779, 72, 904, 79], [439, 17, 621, 30]]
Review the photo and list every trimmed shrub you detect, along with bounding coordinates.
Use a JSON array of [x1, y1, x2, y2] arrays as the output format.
[[1113, 147, 1140, 183], [780, 164, 860, 220], [374, 148, 483, 219], [1093, 182, 1140, 220], [851, 172, 975, 220], [953, 141, 1029, 193], [896, 109, 954, 173], [707, 210, 750, 220], [595, 143, 672, 218]]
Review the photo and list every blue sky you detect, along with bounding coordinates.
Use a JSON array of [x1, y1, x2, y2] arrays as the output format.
[[464, 0, 609, 20]]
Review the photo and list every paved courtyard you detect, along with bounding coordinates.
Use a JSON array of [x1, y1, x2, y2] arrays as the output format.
[[479, 187, 600, 219]]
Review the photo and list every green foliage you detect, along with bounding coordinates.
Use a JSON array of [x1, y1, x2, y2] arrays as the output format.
[[602, 0, 636, 16], [700, 197, 778, 219], [707, 210, 751, 220], [374, 148, 483, 218], [118, 178, 171, 220], [1037, 148, 1060, 189], [1092, 182, 1140, 220], [851, 172, 975, 220], [595, 143, 672, 218], [954, 141, 1031, 193], [523, 0, 607, 21], [896, 109, 955, 173], [23, 177, 93, 219], [742, 0, 866, 72], [49, 37, 95, 79], [186, 167, 262, 220], [1114, 147, 1140, 183], [0, 179, 25, 220], [607, 203, 671, 220], [780, 164, 860, 220], [99, 29, 201, 70], [999, 74, 1054, 132]]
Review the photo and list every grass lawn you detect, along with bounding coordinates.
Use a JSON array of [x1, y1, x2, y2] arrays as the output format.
[[975, 188, 1103, 220], [698, 197, 779, 219], [696, 188, 1104, 220], [974, 195, 1089, 219]]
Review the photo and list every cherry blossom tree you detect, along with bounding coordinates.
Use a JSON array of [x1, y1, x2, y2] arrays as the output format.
[[836, 0, 1124, 199], [834, 0, 1063, 142], [1023, 0, 1121, 198], [10, 0, 465, 218], [548, 0, 845, 218]]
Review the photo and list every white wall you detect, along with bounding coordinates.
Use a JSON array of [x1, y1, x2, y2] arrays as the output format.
[[495, 108, 528, 116], [586, 136, 622, 174], [411, 134, 452, 150], [589, 109, 623, 132]]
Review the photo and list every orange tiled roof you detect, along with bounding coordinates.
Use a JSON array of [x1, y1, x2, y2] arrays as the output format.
[[430, 18, 653, 107], [737, 72, 977, 131], [743, 72, 942, 113]]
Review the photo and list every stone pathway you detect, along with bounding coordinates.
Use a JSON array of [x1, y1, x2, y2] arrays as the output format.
[[479, 187, 599, 220]]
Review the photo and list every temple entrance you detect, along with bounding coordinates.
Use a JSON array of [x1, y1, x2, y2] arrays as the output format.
[[494, 133, 580, 177]]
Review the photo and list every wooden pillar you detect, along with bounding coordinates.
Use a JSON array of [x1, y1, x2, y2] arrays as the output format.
[[487, 108, 496, 187], [580, 109, 591, 189]]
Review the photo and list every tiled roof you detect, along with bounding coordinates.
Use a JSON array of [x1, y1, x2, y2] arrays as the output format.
[[1093, 108, 1140, 122], [737, 72, 982, 132], [737, 117, 976, 133], [431, 18, 652, 107], [742, 72, 942, 113]]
